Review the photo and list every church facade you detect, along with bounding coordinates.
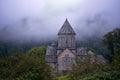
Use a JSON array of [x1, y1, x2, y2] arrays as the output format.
[[45, 19, 105, 72]]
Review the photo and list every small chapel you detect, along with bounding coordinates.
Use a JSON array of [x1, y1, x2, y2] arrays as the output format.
[[45, 19, 105, 72]]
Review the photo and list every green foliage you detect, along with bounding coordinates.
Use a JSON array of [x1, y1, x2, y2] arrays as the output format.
[[54, 76, 70, 80], [111, 55, 120, 71], [79, 71, 120, 80], [0, 46, 52, 80], [103, 28, 120, 61], [69, 54, 108, 80], [27, 46, 46, 59]]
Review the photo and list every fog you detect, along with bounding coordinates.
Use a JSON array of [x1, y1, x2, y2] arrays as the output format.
[[0, 0, 120, 43]]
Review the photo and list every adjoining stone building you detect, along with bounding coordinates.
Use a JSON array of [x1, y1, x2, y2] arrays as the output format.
[[46, 19, 105, 72]]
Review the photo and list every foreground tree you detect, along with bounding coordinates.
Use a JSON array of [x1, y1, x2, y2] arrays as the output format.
[[0, 46, 52, 80], [102, 28, 120, 61]]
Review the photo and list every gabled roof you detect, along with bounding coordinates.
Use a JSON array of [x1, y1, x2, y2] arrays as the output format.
[[58, 48, 75, 57], [58, 19, 76, 35]]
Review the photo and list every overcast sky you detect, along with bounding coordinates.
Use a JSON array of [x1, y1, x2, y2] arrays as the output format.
[[0, 0, 120, 42]]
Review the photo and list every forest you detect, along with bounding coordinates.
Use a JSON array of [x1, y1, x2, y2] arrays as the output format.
[[0, 28, 120, 80]]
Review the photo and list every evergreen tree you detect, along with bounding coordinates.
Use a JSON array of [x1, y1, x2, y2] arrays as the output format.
[[103, 28, 120, 61]]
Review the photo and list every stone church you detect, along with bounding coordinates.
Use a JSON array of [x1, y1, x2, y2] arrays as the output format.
[[46, 19, 105, 72]]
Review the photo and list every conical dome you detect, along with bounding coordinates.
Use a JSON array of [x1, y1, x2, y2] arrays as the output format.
[[58, 19, 76, 35]]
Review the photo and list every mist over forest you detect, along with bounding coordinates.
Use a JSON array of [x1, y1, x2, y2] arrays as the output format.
[[0, 0, 119, 59], [0, 0, 120, 43]]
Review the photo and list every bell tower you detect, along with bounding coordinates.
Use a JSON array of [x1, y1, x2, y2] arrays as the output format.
[[57, 19, 76, 49]]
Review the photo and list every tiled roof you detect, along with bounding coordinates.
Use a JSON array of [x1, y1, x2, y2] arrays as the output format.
[[58, 19, 76, 35]]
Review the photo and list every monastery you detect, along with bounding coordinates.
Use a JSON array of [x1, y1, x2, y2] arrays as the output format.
[[45, 19, 105, 72]]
